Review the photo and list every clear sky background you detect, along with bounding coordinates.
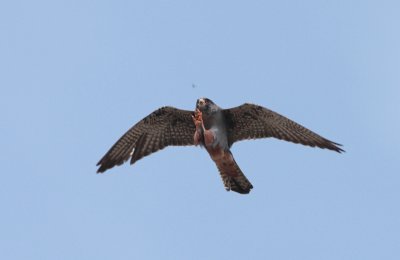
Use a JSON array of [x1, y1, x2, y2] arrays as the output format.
[[1, 1, 399, 259]]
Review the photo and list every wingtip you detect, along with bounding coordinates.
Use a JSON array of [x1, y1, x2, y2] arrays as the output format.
[[331, 142, 345, 153], [96, 160, 110, 173], [96, 159, 105, 173]]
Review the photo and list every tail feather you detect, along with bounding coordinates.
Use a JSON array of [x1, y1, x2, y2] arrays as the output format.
[[213, 150, 253, 194]]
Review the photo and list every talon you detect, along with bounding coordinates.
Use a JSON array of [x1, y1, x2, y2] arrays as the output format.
[[193, 109, 204, 145], [193, 109, 204, 129]]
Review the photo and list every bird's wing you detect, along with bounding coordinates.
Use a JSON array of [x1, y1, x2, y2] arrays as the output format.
[[223, 103, 344, 152], [97, 106, 195, 173]]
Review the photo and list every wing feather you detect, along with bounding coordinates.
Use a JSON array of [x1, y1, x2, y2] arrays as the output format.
[[97, 106, 195, 173], [223, 103, 344, 152]]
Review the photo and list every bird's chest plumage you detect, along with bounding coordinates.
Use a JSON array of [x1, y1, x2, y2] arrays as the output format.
[[201, 113, 229, 151]]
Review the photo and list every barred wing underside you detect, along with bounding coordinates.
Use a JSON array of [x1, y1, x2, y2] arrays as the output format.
[[97, 107, 195, 173], [223, 104, 344, 153]]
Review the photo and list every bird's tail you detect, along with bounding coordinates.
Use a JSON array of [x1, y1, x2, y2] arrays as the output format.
[[212, 150, 253, 194]]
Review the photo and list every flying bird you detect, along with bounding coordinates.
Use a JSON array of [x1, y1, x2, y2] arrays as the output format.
[[97, 98, 344, 194]]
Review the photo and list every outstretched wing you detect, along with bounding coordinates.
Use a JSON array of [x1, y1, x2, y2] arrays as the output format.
[[97, 106, 195, 173], [223, 103, 344, 152]]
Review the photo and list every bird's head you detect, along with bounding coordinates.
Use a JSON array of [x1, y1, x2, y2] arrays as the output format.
[[196, 98, 219, 115]]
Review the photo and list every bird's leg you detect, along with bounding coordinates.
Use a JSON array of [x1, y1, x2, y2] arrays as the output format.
[[192, 109, 215, 146], [192, 109, 205, 145], [203, 129, 215, 147], [193, 129, 202, 146], [192, 109, 204, 129]]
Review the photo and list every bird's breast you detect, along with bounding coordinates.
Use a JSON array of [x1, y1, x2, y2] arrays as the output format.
[[203, 126, 229, 150]]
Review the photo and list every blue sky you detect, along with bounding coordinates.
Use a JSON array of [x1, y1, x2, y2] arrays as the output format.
[[1, 0, 399, 259]]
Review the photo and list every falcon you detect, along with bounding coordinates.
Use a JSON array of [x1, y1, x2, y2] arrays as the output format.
[[97, 98, 344, 194]]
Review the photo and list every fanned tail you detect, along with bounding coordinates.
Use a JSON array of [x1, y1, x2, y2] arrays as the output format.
[[212, 150, 253, 194]]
